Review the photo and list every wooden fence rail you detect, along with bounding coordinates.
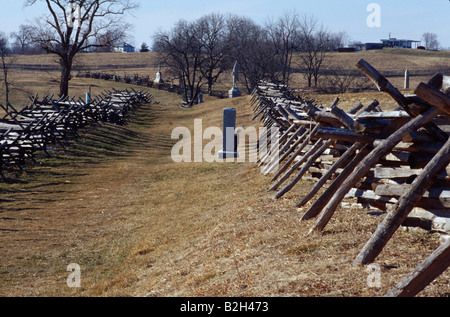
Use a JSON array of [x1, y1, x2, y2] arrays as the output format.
[[0, 88, 152, 180], [251, 59, 450, 297], [76, 71, 228, 100]]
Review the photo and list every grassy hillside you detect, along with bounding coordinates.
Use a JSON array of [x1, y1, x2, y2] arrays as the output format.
[[326, 48, 450, 70], [0, 49, 448, 297], [0, 77, 448, 297], [10, 48, 450, 71]]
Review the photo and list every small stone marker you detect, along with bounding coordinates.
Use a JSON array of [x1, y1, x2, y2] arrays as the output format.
[[86, 86, 92, 103], [404, 69, 410, 89], [218, 108, 239, 159], [154, 65, 164, 84], [229, 61, 241, 98]]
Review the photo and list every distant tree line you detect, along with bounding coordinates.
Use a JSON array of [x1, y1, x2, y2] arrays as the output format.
[[2, 2, 444, 104], [152, 12, 349, 107]]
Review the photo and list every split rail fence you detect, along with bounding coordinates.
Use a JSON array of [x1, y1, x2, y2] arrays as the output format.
[[0, 88, 152, 180], [251, 59, 450, 297], [76, 71, 228, 100]]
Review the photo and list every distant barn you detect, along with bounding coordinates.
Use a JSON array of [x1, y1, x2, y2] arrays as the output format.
[[381, 38, 420, 49], [114, 43, 135, 53], [349, 37, 421, 52]]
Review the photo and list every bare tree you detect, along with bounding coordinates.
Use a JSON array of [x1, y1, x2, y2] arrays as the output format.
[[10, 24, 35, 54], [153, 19, 207, 107], [265, 11, 301, 86], [0, 33, 13, 108], [25, 0, 138, 97], [422, 32, 440, 50], [328, 31, 350, 51], [297, 15, 330, 88], [322, 65, 371, 93], [197, 13, 232, 95], [227, 15, 281, 93]]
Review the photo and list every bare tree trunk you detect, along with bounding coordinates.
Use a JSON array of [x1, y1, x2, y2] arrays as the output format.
[[1, 54, 10, 106], [307, 75, 312, 88], [60, 59, 72, 97]]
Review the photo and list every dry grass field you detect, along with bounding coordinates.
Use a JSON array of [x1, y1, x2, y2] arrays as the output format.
[[6, 47, 450, 104], [0, 49, 449, 297]]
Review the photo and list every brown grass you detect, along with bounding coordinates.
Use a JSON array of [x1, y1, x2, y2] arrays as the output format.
[[0, 51, 449, 297]]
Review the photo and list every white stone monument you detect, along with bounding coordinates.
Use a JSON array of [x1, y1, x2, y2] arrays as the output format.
[[229, 61, 241, 98], [154, 65, 164, 84]]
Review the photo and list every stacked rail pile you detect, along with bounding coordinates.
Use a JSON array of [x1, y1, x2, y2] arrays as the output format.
[[0, 89, 152, 180], [251, 59, 450, 297]]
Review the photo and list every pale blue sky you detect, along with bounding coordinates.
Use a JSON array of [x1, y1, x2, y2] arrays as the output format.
[[1, 0, 450, 49]]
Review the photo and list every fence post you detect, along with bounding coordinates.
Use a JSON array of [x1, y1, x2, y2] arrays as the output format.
[[404, 70, 410, 89]]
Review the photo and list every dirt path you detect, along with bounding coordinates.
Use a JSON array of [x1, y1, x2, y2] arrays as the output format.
[[0, 95, 448, 297]]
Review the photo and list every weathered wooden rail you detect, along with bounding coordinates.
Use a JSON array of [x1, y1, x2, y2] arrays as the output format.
[[76, 71, 228, 100], [0, 88, 152, 180], [251, 59, 450, 297]]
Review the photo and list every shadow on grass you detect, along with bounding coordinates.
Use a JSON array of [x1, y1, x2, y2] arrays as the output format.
[[0, 104, 161, 211]]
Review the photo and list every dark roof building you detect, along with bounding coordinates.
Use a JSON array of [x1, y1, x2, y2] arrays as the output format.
[[380, 38, 421, 49]]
